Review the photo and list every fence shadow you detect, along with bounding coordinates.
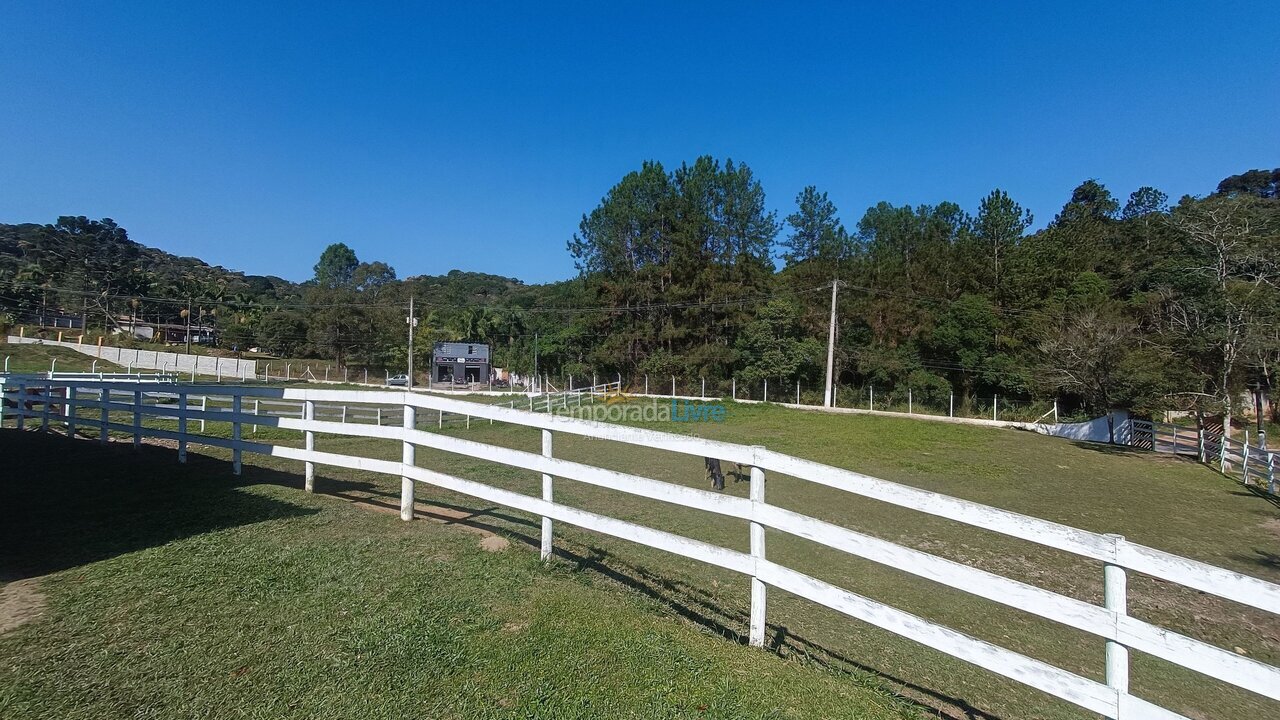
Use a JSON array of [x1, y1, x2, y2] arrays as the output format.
[[0, 430, 318, 582], [290, 473, 1004, 720]]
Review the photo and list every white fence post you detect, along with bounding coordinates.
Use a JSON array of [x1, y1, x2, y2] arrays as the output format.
[[231, 394, 242, 475], [41, 385, 51, 433], [438, 408, 443, 428], [14, 380, 25, 431], [869, 385, 874, 411], [1104, 534, 1130, 716], [731, 377, 735, 400], [67, 387, 77, 436], [1220, 433, 1229, 474], [748, 453, 768, 648], [1269, 452, 1277, 495], [645, 374, 649, 395], [908, 388, 913, 414], [993, 394, 998, 422], [132, 390, 142, 448], [98, 387, 107, 443], [949, 391, 954, 417], [304, 400, 316, 492], [253, 399, 259, 433], [401, 403, 416, 521], [795, 380, 800, 405], [672, 375, 676, 397], [764, 378, 768, 402], [1243, 439, 1252, 485], [178, 392, 188, 463], [541, 429, 554, 561], [200, 396, 207, 432]]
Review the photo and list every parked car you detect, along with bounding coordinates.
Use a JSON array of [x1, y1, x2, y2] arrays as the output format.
[[387, 374, 409, 386]]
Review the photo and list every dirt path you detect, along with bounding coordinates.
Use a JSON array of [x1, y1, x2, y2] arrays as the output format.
[[0, 578, 47, 636]]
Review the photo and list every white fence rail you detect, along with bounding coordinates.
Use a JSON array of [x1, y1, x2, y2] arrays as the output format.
[[3, 378, 1279, 720]]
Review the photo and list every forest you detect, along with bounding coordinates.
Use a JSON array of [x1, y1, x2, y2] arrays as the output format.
[[1, 164, 1277, 425]]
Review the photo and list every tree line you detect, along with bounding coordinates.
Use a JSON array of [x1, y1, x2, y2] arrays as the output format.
[[1, 164, 1277, 426]]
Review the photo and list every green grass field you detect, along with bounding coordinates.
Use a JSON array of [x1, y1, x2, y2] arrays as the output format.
[[2, 396, 1278, 719]]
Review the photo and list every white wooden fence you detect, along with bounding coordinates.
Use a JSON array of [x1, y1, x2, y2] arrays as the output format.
[[1130, 419, 1277, 494], [3, 378, 1279, 720]]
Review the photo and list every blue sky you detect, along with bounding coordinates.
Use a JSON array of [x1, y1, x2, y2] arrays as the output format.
[[2, 2, 1276, 284]]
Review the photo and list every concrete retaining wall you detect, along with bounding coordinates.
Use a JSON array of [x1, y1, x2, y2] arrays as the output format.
[[6, 336, 256, 379]]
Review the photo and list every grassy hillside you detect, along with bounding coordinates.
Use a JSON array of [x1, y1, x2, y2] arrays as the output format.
[[0, 340, 125, 374]]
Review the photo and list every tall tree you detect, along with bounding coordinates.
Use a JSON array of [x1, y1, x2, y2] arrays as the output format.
[[314, 243, 359, 288], [781, 186, 849, 266], [972, 189, 1032, 302]]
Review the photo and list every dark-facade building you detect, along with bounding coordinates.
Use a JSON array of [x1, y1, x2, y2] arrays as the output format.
[[432, 342, 490, 384]]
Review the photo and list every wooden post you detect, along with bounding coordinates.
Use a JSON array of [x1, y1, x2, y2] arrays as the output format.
[[98, 387, 107, 443], [401, 404, 416, 520], [1104, 534, 1130, 716], [132, 390, 142, 448], [177, 392, 188, 463], [541, 429, 554, 561], [749, 454, 767, 648], [231, 394, 242, 475], [304, 400, 316, 492]]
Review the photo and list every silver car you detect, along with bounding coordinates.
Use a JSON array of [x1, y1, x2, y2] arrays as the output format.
[[387, 374, 409, 386]]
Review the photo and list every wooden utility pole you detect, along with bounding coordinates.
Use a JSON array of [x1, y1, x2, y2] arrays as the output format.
[[823, 280, 841, 407]]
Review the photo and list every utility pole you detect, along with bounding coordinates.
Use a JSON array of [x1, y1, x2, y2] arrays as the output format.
[[823, 280, 841, 407], [406, 295, 418, 390], [185, 299, 192, 354], [533, 332, 539, 393]]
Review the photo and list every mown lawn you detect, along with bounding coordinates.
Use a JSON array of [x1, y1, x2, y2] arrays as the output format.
[[0, 432, 918, 720], [4, 396, 1279, 719]]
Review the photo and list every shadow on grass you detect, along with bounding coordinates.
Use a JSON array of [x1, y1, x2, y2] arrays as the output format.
[[1231, 484, 1280, 509], [0, 429, 318, 582], [298, 478, 1003, 719]]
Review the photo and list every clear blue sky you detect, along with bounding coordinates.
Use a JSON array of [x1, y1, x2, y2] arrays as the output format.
[[2, 2, 1276, 284]]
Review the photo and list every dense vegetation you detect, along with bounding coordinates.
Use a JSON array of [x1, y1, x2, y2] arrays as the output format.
[[2, 164, 1277, 423]]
